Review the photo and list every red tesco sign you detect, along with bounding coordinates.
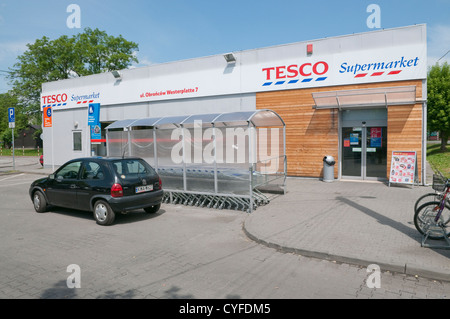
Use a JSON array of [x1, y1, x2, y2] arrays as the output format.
[[42, 93, 68, 104], [262, 61, 329, 80]]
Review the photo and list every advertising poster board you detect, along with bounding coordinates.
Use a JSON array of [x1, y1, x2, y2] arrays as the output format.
[[88, 103, 101, 143], [370, 127, 382, 147], [389, 151, 417, 187], [90, 125, 102, 143]]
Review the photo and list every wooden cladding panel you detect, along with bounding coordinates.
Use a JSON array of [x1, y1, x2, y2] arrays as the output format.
[[257, 80, 423, 179], [257, 90, 339, 177], [387, 103, 423, 182]]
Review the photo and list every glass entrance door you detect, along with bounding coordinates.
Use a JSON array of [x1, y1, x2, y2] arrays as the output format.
[[342, 126, 387, 180], [365, 127, 387, 179], [342, 127, 362, 178]]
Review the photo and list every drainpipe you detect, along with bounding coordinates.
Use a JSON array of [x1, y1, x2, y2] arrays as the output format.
[[422, 78, 428, 186]]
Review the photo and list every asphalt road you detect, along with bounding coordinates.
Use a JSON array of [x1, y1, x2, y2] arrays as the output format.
[[0, 172, 449, 301]]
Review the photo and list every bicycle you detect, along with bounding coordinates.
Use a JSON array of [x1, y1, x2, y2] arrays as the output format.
[[414, 171, 449, 213], [414, 191, 445, 214], [413, 174, 450, 243]]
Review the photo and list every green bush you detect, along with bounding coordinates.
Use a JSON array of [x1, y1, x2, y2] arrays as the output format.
[[0, 148, 41, 156], [427, 143, 450, 177]]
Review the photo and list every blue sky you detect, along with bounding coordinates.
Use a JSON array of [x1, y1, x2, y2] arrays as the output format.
[[0, 0, 449, 93]]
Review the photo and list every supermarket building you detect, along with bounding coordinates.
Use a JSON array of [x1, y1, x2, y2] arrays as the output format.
[[41, 24, 428, 183]]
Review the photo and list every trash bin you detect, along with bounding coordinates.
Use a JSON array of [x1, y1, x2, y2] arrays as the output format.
[[323, 155, 335, 182]]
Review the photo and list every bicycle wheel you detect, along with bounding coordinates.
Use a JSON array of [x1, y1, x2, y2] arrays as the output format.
[[414, 192, 443, 213], [414, 201, 450, 240]]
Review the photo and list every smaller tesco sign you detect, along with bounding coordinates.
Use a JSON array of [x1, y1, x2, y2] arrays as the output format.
[[41, 91, 101, 110], [262, 61, 329, 86]]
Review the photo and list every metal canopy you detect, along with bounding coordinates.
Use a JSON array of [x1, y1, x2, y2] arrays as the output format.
[[128, 117, 161, 127], [104, 118, 139, 130], [312, 86, 417, 110], [105, 108, 287, 213], [181, 113, 223, 127], [105, 109, 285, 130]]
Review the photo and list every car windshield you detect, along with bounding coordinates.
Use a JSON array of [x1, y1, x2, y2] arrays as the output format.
[[112, 159, 156, 177]]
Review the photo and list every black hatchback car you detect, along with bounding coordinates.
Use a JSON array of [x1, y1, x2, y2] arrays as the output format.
[[29, 157, 163, 225]]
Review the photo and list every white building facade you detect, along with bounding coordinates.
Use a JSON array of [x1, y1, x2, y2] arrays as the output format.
[[41, 24, 427, 183]]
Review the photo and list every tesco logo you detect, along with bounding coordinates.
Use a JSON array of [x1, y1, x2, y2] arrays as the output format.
[[42, 93, 68, 104], [262, 61, 329, 86]]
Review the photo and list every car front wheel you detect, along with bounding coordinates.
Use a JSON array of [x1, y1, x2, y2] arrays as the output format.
[[93, 200, 115, 226], [33, 191, 47, 213]]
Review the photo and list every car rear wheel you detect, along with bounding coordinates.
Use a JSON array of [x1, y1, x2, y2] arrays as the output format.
[[33, 191, 47, 213], [144, 204, 161, 214], [93, 200, 115, 226]]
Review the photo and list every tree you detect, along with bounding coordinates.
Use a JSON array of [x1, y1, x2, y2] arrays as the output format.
[[76, 28, 139, 75], [8, 28, 139, 123], [427, 62, 450, 151], [7, 35, 81, 121]]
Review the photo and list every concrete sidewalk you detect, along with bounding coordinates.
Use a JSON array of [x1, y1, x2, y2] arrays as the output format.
[[244, 177, 450, 282], [0, 155, 50, 175], [3, 156, 450, 282]]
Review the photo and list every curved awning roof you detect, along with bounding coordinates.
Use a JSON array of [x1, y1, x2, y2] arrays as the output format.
[[312, 86, 418, 109], [105, 109, 285, 130]]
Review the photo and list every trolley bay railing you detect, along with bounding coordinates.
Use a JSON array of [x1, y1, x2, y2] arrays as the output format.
[[106, 110, 287, 213]]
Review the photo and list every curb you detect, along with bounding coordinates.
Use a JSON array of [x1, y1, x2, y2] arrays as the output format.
[[20, 170, 51, 176], [0, 171, 49, 176], [0, 170, 20, 176], [242, 221, 450, 283]]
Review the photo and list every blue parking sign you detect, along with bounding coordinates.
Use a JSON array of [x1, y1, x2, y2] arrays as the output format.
[[8, 107, 15, 123]]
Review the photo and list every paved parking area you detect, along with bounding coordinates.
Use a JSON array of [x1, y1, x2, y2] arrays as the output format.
[[0, 169, 449, 300], [0, 173, 250, 298]]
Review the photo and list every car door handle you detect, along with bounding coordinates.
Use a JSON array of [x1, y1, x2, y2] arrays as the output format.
[[70, 184, 78, 189]]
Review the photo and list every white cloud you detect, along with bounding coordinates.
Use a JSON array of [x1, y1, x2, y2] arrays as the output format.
[[130, 53, 153, 69], [428, 24, 450, 66], [137, 57, 153, 67]]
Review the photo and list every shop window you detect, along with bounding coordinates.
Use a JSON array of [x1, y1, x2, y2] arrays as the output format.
[[73, 131, 82, 151]]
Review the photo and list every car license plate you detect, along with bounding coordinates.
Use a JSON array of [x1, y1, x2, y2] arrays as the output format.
[[135, 185, 153, 193]]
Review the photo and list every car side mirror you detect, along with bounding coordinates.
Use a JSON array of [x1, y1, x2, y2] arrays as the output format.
[[49, 174, 55, 180]]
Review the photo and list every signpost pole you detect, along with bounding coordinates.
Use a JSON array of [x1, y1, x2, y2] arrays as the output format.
[[51, 122, 54, 171], [12, 127, 15, 171], [43, 106, 54, 171], [88, 103, 101, 157], [8, 107, 15, 170]]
